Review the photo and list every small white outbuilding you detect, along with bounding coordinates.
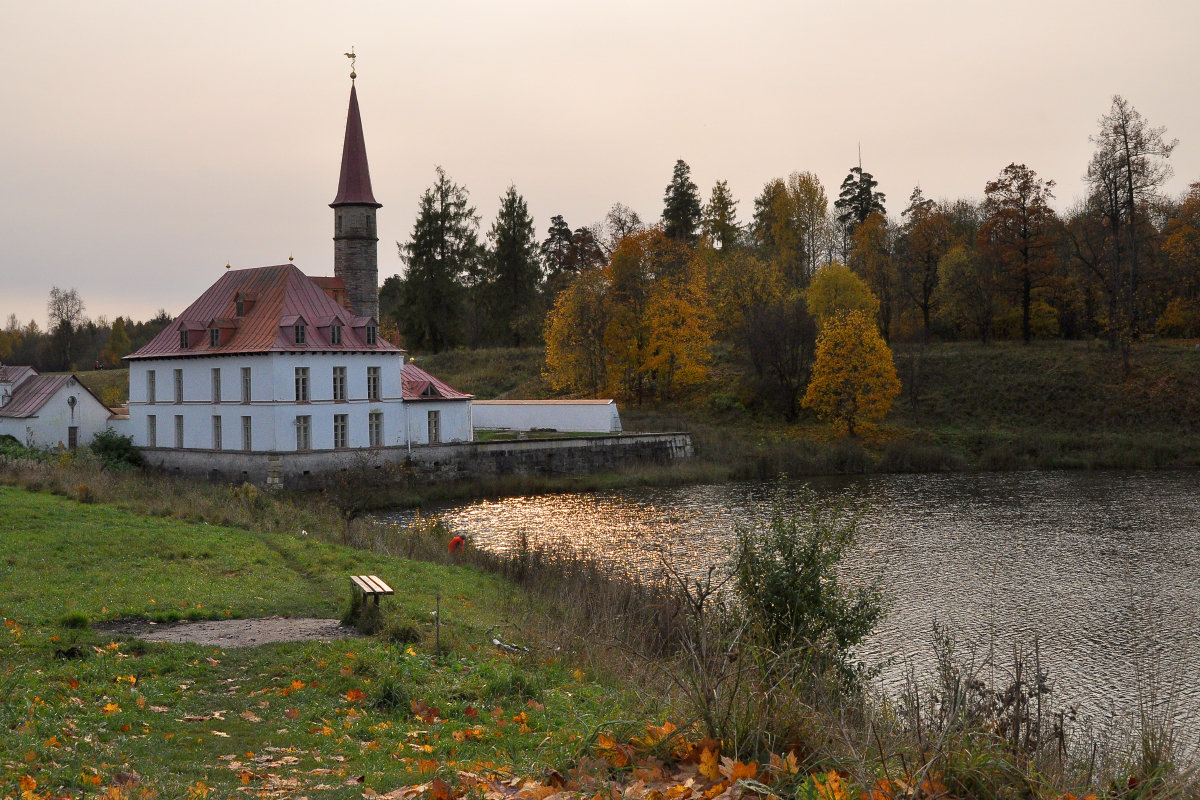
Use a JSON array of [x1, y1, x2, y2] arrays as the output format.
[[0, 365, 115, 449]]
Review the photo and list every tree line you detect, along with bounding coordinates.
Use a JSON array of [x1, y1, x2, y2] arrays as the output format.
[[0, 291, 172, 377], [6, 95, 1196, 425], [383, 95, 1197, 417]]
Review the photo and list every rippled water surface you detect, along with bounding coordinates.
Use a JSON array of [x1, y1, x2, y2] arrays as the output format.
[[378, 471, 1200, 724]]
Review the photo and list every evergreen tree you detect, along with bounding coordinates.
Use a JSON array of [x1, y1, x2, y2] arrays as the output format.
[[703, 179, 741, 249], [541, 215, 574, 281], [569, 227, 606, 271], [396, 167, 480, 352], [662, 159, 702, 243], [834, 166, 886, 232], [484, 186, 542, 346]]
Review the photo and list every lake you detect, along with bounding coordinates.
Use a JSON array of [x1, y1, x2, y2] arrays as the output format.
[[376, 470, 1200, 726]]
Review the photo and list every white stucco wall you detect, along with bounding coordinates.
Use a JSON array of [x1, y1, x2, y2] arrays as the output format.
[[472, 400, 621, 433], [401, 400, 472, 445], [126, 352, 469, 451], [0, 377, 114, 449]]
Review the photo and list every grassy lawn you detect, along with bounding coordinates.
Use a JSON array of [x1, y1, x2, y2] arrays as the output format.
[[0, 487, 646, 799]]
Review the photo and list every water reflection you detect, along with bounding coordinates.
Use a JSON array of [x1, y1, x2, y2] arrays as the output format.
[[376, 470, 1200, 725]]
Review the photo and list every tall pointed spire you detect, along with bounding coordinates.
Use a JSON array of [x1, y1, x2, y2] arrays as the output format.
[[331, 84, 381, 208], [331, 79, 381, 320]]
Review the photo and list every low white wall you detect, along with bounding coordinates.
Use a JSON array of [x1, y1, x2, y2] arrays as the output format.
[[472, 400, 621, 433]]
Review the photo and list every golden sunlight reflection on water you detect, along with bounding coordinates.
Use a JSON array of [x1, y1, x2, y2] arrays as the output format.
[[377, 470, 1200, 727]]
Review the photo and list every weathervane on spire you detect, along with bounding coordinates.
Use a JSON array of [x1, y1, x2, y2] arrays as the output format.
[[344, 48, 357, 80]]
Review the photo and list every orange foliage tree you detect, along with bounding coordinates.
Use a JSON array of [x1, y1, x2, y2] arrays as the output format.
[[544, 227, 715, 402], [802, 310, 900, 436], [543, 266, 610, 395], [644, 259, 713, 398]]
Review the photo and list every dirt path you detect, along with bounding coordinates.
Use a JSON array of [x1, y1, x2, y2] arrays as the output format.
[[95, 617, 356, 647]]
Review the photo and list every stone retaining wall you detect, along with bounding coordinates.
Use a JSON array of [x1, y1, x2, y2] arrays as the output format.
[[138, 432, 693, 488]]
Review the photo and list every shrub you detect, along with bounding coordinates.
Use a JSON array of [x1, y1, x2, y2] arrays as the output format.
[[733, 487, 884, 686], [88, 428, 143, 470]]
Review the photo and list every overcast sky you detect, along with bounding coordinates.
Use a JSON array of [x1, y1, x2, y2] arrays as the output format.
[[3, 0, 1199, 327]]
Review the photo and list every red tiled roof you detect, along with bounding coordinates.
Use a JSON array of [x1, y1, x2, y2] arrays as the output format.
[[330, 84, 381, 208], [126, 264, 401, 360], [401, 363, 472, 401], [0, 375, 72, 418]]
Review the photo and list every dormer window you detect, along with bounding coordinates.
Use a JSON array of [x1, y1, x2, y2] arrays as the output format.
[[366, 325, 377, 345], [330, 324, 342, 345], [235, 297, 244, 316], [209, 328, 220, 347], [294, 323, 306, 345], [179, 329, 189, 349]]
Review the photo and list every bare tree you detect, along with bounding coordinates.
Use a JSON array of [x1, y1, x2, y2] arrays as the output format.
[[47, 286, 85, 369], [1086, 95, 1177, 335], [601, 202, 644, 253]]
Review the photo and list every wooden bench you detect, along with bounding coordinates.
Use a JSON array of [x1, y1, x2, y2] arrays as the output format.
[[350, 574, 394, 606]]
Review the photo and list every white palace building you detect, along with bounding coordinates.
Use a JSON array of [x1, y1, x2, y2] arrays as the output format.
[[3, 74, 667, 484], [120, 78, 474, 475]]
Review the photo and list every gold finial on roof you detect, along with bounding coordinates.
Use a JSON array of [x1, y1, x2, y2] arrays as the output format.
[[288, 253, 294, 262], [345, 48, 357, 80], [225, 262, 231, 269]]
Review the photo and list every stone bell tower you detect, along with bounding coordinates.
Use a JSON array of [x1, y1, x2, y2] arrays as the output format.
[[330, 78, 382, 320]]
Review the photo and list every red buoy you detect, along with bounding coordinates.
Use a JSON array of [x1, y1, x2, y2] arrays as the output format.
[[448, 535, 465, 553]]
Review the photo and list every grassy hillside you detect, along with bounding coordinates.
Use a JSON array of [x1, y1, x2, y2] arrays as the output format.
[[888, 339, 1200, 435], [0, 487, 642, 798], [411, 348, 551, 399], [64, 367, 128, 407]]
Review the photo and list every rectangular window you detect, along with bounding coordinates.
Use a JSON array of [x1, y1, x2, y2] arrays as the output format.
[[295, 367, 309, 402], [332, 366, 347, 401], [147, 370, 156, 404], [367, 366, 381, 401], [174, 369, 183, 403], [179, 329, 189, 349], [366, 325, 377, 345], [212, 415, 222, 450], [333, 414, 348, 449], [369, 410, 383, 447], [241, 415, 252, 451], [235, 296, 244, 316], [211, 368, 221, 403], [428, 409, 441, 444], [294, 323, 306, 344], [209, 328, 220, 347], [68, 426, 78, 450], [295, 415, 311, 450], [330, 324, 342, 345], [241, 366, 251, 404], [174, 415, 184, 448], [147, 414, 156, 447]]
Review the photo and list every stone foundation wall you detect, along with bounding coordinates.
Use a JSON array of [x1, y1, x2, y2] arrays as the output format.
[[138, 432, 693, 488]]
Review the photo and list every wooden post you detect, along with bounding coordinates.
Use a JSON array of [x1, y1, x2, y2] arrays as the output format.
[[435, 589, 441, 657]]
